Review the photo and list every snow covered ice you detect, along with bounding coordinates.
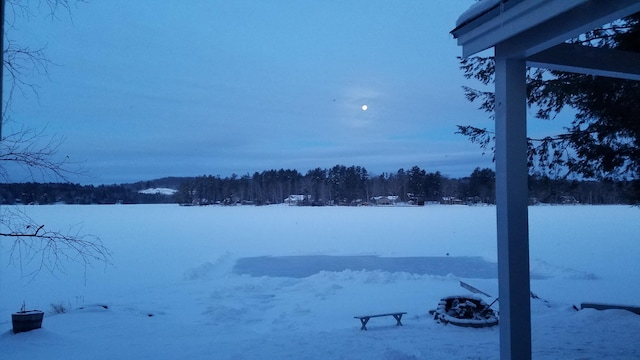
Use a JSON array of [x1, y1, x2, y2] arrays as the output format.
[[1, 204, 639, 359]]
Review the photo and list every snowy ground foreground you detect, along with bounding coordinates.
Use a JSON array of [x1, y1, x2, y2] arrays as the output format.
[[1, 204, 639, 359]]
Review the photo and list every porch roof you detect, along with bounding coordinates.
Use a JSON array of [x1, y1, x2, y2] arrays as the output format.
[[451, 0, 640, 80]]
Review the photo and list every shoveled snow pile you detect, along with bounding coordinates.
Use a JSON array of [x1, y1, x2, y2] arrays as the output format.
[[1, 204, 639, 359]]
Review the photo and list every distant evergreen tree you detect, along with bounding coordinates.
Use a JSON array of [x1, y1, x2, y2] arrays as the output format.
[[468, 168, 495, 203]]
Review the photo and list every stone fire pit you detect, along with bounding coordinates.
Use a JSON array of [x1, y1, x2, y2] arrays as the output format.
[[432, 295, 498, 328]]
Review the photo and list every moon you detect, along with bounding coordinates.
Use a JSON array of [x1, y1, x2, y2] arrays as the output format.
[[361, 104, 368, 111]]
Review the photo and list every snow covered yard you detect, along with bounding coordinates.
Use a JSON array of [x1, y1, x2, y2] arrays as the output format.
[[1, 204, 639, 359]]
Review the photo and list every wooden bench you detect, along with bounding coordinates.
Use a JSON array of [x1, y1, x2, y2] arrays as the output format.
[[354, 312, 407, 331]]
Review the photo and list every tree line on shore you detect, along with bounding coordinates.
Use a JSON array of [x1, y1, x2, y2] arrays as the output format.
[[0, 165, 634, 206]]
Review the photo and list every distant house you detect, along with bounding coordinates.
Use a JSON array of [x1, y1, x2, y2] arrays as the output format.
[[440, 196, 464, 205], [371, 195, 399, 206], [560, 195, 579, 205], [284, 194, 309, 206]]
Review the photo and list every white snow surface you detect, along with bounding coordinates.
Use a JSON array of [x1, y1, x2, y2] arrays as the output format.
[[1, 204, 639, 359], [138, 188, 177, 195]]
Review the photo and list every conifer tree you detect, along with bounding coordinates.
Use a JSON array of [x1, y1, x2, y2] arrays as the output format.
[[457, 13, 640, 200]]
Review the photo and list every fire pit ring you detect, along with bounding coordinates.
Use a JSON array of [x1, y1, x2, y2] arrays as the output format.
[[433, 295, 498, 328]]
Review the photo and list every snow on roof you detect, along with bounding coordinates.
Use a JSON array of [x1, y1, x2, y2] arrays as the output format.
[[456, 0, 501, 27]]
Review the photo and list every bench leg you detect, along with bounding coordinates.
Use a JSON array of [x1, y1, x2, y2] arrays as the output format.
[[392, 314, 404, 326], [359, 317, 370, 331]]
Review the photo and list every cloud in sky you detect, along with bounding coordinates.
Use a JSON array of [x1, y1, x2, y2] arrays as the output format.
[[5, 0, 503, 184]]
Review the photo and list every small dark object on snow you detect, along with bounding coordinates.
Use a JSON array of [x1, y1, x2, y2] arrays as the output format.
[[432, 296, 498, 328], [12, 310, 44, 334]]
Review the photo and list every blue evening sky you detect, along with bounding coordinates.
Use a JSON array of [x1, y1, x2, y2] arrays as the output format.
[[4, 0, 568, 185]]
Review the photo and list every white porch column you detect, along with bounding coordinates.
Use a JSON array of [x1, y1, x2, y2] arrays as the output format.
[[494, 45, 532, 360]]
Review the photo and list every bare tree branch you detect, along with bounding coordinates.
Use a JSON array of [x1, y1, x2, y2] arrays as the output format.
[[0, 126, 86, 182], [1, 0, 108, 281], [2, 206, 112, 281], [3, 39, 51, 113], [3, 0, 84, 114]]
